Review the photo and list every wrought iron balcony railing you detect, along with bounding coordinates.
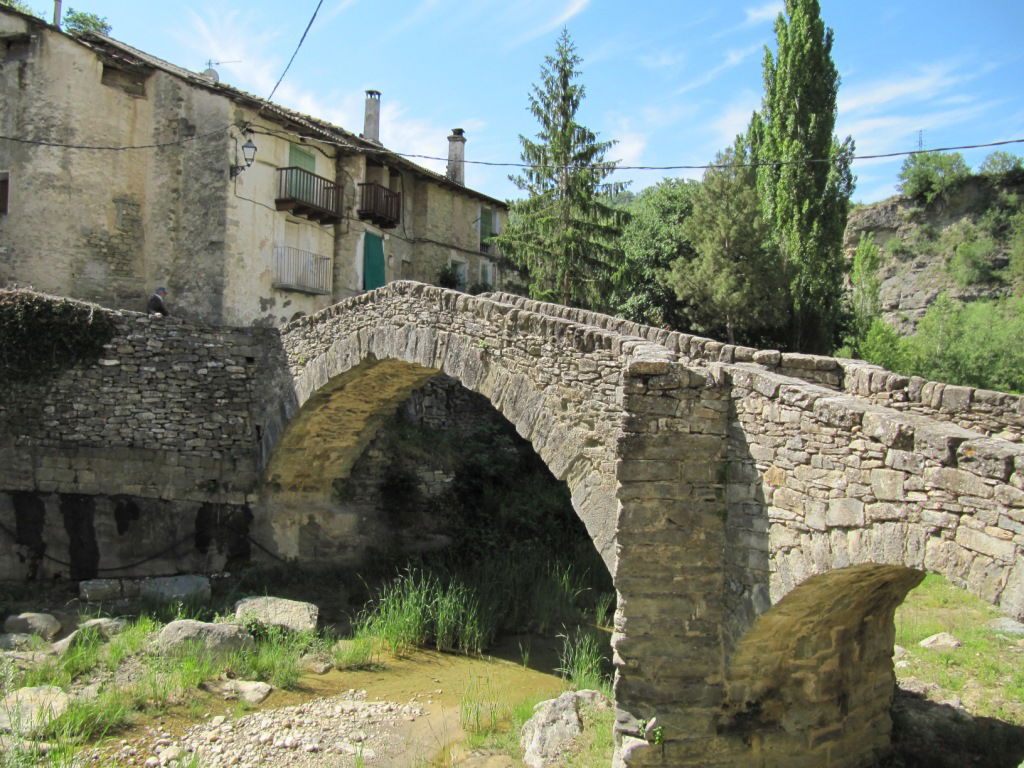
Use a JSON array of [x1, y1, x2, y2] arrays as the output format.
[[272, 246, 332, 295], [357, 182, 401, 228], [275, 167, 342, 225]]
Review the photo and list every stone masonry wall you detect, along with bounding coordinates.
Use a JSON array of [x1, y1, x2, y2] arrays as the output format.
[[0, 295, 271, 503], [485, 292, 1024, 442]]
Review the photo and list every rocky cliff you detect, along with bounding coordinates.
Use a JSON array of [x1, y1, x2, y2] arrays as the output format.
[[843, 174, 1023, 333]]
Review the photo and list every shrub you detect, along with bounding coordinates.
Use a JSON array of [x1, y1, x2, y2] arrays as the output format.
[[898, 151, 970, 204]]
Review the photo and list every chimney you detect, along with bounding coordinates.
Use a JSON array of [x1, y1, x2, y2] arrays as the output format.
[[363, 90, 381, 144], [53, 0, 62, 27], [446, 128, 466, 185]]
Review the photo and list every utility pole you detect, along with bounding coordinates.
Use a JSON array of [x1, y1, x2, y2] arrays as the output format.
[[53, 0, 62, 27]]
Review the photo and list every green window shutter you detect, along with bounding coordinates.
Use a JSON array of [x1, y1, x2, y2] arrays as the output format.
[[289, 144, 316, 173], [480, 207, 493, 250], [363, 233, 386, 290]]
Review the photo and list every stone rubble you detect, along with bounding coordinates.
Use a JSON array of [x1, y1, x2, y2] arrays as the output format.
[[81, 689, 429, 768]]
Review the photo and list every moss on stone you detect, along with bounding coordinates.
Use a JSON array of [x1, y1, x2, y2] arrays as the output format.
[[0, 290, 117, 383]]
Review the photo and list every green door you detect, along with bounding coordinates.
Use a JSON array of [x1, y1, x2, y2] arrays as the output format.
[[363, 233, 386, 290]]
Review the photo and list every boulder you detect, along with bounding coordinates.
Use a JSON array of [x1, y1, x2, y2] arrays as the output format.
[[155, 620, 253, 656], [919, 632, 961, 649], [0, 633, 34, 651], [52, 618, 128, 655], [140, 575, 211, 604], [0, 686, 69, 735], [234, 596, 319, 633], [3, 613, 61, 641], [520, 690, 609, 768], [989, 617, 1024, 635]]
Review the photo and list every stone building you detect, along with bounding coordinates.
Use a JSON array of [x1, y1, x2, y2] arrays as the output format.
[[0, 6, 509, 325]]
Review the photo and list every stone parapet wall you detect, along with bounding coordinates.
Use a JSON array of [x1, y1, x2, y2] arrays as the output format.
[[723, 361, 1024, 620], [0, 296, 270, 503], [486, 291, 1024, 442]]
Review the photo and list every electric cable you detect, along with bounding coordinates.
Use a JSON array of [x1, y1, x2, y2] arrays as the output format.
[[259, 0, 325, 110]]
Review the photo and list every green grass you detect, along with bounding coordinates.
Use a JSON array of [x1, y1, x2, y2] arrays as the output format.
[[228, 626, 318, 688], [557, 626, 612, 695], [458, 676, 509, 747], [895, 573, 1024, 724], [332, 632, 377, 669]]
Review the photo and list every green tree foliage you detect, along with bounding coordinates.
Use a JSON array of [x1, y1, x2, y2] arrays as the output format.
[[749, 0, 855, 353], [670, 137, 789, 344], [979, 150, 1024, 176], [63, 7, 110, 35], [859, 296, 1024, 394], [494, 29, 626, 310], [845, 234, 882, 352], [0, 0, 39, 16], [611, 179, 698, 328], [897, 151, 970, 204]]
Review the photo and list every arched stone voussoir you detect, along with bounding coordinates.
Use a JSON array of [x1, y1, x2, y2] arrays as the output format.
[[718, 563, 925, 768]]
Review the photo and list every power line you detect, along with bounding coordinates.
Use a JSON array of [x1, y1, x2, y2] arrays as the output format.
[[262, 0, 325, 108], [0, 126, 231, 151], [1, 128, 1021, 173]]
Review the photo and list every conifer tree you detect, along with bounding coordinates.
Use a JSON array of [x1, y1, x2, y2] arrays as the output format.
[[749, 0, 854, 353], [495, 29, 626, 310]]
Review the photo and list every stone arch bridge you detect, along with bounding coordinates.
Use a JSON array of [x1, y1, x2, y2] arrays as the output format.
[[1, 282, 1022, 768]]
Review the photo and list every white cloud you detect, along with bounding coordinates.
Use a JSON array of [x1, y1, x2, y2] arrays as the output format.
[[708, 90, 760, 150], [639, 49, 686, 70], [507, 0, 591, 49], [676, 45, 760, 95], [743, 1, 783, 26], [839, 63, 969, 115]]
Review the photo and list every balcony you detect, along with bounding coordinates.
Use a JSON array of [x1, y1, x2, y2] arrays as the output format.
[[275, 167, 342, 225], [272, 246, 332, 295], [357, 182, 401, 228]]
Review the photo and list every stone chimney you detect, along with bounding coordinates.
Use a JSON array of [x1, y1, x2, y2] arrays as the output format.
[[446, 128, 466, 185], [53, 0, 62, 27], [363, 90, 381, 144]]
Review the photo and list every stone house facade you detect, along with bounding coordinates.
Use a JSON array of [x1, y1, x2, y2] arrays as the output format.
[[0, 6, 509, 326]]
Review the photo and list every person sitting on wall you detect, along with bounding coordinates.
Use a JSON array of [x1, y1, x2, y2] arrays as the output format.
[[147, 286, 170, 316]]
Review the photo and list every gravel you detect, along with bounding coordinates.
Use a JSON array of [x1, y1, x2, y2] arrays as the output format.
[[81, 689, 432, 767]]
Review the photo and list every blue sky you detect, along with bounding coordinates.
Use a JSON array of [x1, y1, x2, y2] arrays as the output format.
[[32, 0, 1024, 203]]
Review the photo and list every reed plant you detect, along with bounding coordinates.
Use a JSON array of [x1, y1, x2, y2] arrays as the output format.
[[557, 626, 611, 695]]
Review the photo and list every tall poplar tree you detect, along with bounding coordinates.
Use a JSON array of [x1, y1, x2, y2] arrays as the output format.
[[495, 29, 626, 310], [749, 0, 854, 353]]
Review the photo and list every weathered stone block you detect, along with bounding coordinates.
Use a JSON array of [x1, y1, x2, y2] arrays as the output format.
[[827, 498, 865, 527], [955, 526, 1016, 562], [924, 467, 993, 499], [870, 469, 905, 501]]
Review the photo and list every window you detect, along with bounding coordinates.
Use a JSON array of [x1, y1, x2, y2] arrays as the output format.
[[479, 206, 495, 253], [451, 258, 468, 290], [101, 64, 148, 97], [2, 35, 32, 63], [0, 173, 8, 215], [479, 259, 494, 289], [289, 144, 316, 173]]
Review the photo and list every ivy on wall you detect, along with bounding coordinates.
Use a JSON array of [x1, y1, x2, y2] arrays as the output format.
[[0, 290, 117, 383]]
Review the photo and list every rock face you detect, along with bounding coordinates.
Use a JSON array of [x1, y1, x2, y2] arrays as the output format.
[[520, 690, 609, 768], [3, 613, 61, 641], [234, 596, 319, 633], [843, 175, 1023, 334], [156, 620, 253, 655], [0, 686, 69, 735]]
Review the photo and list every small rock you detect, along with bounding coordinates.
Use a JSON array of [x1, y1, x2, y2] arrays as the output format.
[[209, 715, 226, 727], [156, 620, 253, 655], [0, 633, 34, 650], [234, 596, 319, 633], [3, 613, 61, 641], [893, 644, 909, 659], [300, 654, 332, 674], [157, 745, 182, 765], [224, 680, 272, 704], [521, 690, 610, 768], [989, 617, 1024, 635], [919, 632, 961, 649], [0, 686, 70, 735]]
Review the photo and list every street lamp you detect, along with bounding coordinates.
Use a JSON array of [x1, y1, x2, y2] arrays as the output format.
[[230, 138, 258, 178]]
